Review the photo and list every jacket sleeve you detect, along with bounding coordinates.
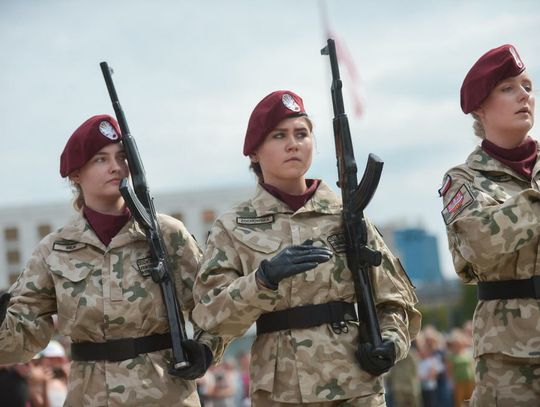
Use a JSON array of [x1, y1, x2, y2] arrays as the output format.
[[442, 169, 540, 275], [160, 215, 229, 362], [0, 242, 56, 364], [192, 219, 282, 337], [366, 220, 421, 362]]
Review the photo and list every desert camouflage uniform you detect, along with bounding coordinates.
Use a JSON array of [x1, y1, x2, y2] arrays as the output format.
[[441, 146, 540, 406], [193, 181, 421, 405], [0, 212, 225, 407]]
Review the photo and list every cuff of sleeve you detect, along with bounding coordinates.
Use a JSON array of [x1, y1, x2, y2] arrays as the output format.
[[382, 330, 407, 362]]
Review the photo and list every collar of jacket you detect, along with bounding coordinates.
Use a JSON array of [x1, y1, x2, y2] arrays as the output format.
[[466, 145, 538, 182], [56, 211, 147, 251], [250, 180, 342, 216]]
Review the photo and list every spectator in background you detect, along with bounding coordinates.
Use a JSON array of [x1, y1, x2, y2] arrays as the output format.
[[386, 340, 422, 407], [36, 340, 69, 407], [0, 363, 31, 406], [206, 361, 237, 407], [447, 329, 475, 407], [238, 352, 251, 406]]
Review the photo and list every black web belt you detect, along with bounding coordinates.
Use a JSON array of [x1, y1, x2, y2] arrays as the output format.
[[71, 333, 172, 362], [256, 301, 357, 335], [477, 276, 540, 300]]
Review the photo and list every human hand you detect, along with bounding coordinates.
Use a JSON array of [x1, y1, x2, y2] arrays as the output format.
[[355, 339, 396, 376], [256, 240, 333, 289], [169, 340, 213, 380]]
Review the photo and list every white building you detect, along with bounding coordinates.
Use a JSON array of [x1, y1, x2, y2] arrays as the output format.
[[0, 185, 253, 290]]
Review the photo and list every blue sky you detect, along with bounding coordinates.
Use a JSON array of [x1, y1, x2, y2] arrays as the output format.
[[1, 0, 539, 277]]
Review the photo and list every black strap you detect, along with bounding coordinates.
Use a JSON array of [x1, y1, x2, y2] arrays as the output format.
[[256, 301, 357, 335], [71, 333, 172, 362], [477, 276, 540, 300]]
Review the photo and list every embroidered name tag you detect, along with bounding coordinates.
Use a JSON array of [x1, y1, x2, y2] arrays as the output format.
[[327, 233, 347, 253], [52, 240, 86, 252], [442, 184, 474, 225], [236, 215, 274, 225], [136, 256, 156, 277]]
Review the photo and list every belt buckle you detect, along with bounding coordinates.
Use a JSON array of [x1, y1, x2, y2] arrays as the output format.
[[331, 321, 348, 335]]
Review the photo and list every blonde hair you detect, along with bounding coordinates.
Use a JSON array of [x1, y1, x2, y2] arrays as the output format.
[[471, 112, 486, 139], [69, 179, 85, 211]]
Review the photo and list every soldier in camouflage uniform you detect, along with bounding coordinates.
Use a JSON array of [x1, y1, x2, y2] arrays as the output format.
[[0, 115, 225, 406], [193, 90, 421, 406], [440, 45, 540, 406]]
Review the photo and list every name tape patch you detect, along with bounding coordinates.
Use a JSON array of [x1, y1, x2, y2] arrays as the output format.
[[53, 240, 86, 252], [236, 215, 275, 225]]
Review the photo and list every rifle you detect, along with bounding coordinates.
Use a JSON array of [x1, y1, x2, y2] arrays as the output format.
[[321, 39, 384, 348], [100, 62, 190, 371]]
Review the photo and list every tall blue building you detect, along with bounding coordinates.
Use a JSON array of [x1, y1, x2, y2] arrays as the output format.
[[393, 227, 444, 285]]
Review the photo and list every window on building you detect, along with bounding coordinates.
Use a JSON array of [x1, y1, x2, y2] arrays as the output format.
[[170, 212, 184, 222], [37, 224, 52, 239], [6, 250, 21, 265], [9, 272, 21, 285], [4, 227, 19, 242], [202, 209, 216, 224]]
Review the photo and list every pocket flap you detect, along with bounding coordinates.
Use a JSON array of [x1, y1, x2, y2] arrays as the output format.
[[232, 227, 282, 254]]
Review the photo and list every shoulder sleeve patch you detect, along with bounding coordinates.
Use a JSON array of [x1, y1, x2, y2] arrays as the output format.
[[438, 174, 452, 197], [52, 240, 87, 252], [441, 184, 475, 225]]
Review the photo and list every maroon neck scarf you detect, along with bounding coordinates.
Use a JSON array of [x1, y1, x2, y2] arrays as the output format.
[[261, 179, 321, 212], [83, 205, 131, 246], [481, 136, 538, 180]]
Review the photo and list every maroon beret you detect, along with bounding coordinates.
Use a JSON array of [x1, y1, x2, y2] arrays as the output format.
[[460, 44, 525, 114], [243, 90, 306, 156], [60, 114, 122, 177]]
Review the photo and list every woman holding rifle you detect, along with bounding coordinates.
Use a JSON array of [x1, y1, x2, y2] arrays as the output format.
[[440, 44, 539, 406], [193, 90, 420, 406], [0, 114, 224, 406]]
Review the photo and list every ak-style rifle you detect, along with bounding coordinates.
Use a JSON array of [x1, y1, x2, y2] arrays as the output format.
[[100, 62, 190, 371], [321, 39, 384, 347]]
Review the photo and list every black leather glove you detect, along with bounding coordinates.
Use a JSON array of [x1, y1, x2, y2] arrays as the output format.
[[256, 240, 333, 290], [356, 339, 396, 376], [0, 292, 11, 325], [169, 340, 213, 380]]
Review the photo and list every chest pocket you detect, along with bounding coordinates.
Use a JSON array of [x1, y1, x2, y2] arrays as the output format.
[[231, 227, 282, 275], [46, 253, 95, 325]]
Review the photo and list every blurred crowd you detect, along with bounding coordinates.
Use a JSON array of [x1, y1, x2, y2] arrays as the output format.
[[386, 322, 475, 407], [0, 322, 474, 407]]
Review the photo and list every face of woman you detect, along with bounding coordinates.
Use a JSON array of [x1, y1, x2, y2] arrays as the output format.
[[70, 143, 129, 212], [250, 116, 313, 190], [475, 72, 535, 144]]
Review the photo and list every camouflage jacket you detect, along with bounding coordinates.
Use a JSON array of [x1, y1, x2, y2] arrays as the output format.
[[193, 181, 420, 403], [0, 212, 225, 407], [441, 145, 540, 358]]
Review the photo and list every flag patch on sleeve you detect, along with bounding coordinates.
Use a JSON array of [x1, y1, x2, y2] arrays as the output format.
[[438, 174, 452, 197], [441, 184, 474, 225]]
